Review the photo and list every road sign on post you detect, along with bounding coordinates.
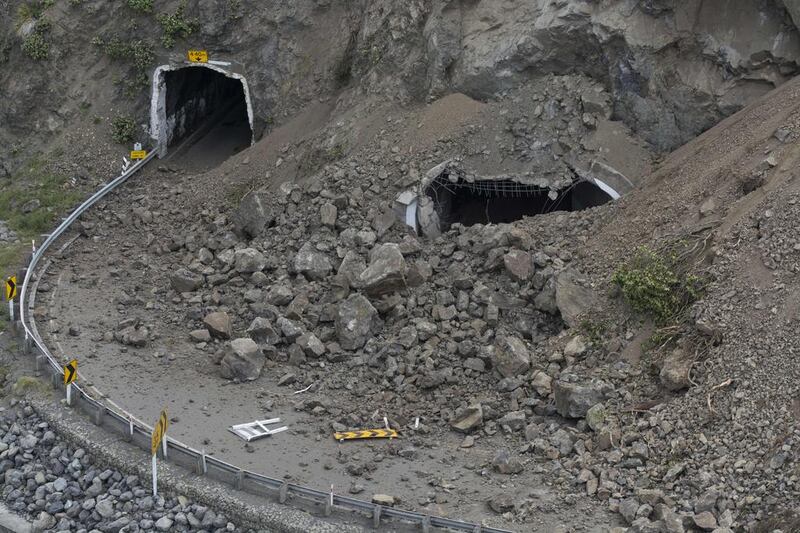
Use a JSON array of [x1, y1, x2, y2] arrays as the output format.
[[151, 409, 169, 497], [63, 359, 77, 406], [5, 276, 16, 322], [187, 50, 208, 63]]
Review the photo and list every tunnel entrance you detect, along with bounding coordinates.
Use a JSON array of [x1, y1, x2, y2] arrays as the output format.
[[424, 175, 613, 231], [151, 64, 254, 169]]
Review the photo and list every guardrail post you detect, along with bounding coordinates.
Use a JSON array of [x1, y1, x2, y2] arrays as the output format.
[[373, 505, 382, 528], [235, 470, 243, 490], [125, 417, 134, 442], [94, 404, 105, 426], [51, 372, 60, 389], [473, 525, 482, 533], [279, 481, 288, 504], [421, 516, 431, 533]]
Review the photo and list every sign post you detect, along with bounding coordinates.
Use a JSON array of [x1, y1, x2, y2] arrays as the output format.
[[5, 276, 17, 322], [63, 359, 78, 406], [151, 409, 169, 497], [130, 142, 147, 161]]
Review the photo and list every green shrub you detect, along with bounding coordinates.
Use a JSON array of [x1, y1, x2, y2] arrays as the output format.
[[22, 32, 48, 60], [127, 0, 152, 13], [21, 19, 51, 60], [111, 115, 137, 144], [157, 1, 197, 48], [612, 246, 703, 324], [93, 37, 154, 91]]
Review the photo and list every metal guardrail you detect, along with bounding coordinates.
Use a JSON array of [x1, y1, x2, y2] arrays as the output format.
[[13, 151, 513, 533]]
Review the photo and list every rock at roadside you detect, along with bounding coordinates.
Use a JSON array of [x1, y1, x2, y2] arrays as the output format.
[[488, 493, 515, 514], [660, 349, 692, 391], [170, 268, 203, 293], [232, 191, 274, 239], [359, 243, 408, 297], [220, 338, 263, 381], [335, 294, 380, 350], [204, 312, 232, 339], [234, 248, 267, 274], [491, 335, 531, 378], [492, 449, 523, 474], [246, 317, 279, 346], [449, 404, 483, 433], [553, 379, 612, 418], [293, 242, 332, 281], [371, 494, 395, 507]]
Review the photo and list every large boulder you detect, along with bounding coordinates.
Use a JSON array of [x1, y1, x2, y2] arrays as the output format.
[[491, 335, 531, 378], [660, 349, 692, 391], [170, 268, 203, 293], [246, 317, 279, 346], [204, 312, 232, 339], [293, 242, 332, 281], [220, 338, 263, 381], [234, 248, 267, 274], [335, 294, 381, 350], [555, 269, 596, 328], [553, 379, 613, 418], [503, 249, 532, 281], [450, 404, 483, 433], [231, 191, 275, 239], [359, 243, 408, 296]]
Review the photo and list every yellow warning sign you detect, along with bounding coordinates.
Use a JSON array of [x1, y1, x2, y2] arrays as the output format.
[[334, 429, 398, 442], [151, 409, 169, 456], [5, 276, 17, 301], [130, 150, 147, 160], [63, 359, 78, 385], [187, 50, 208, 63]]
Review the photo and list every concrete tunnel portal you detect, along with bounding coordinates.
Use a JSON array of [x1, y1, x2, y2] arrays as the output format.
[[150, 63, 254, 168]]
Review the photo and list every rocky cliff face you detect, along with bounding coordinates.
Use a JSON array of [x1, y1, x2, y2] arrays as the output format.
[[0, 0, 799, 172], [352, 0, 800, 150]]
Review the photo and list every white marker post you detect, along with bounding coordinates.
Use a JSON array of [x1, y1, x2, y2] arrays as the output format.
[[7, 300, 13, 323], [66, 383, 72, 406], [152, 454, 158, 497]]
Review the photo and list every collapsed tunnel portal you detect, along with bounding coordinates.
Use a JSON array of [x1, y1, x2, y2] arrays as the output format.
[[151, 64, 254, 167], [425, 175, 614, 231]]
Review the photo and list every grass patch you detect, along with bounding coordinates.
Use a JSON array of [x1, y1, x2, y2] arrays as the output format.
[[111, 115, 137, 144], [13, 375, 49, 396], [92, 36, 154, 94], [127, 0, 153, 13], [612, 245, 704, 325], [0, 159, 82, 247], [157, 1, 197, 48], [21, 18, 51, 60]]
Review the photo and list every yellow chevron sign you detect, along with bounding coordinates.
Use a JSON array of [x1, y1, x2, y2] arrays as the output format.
[[5, 276, 17, 301], [334, 429, 398, 442], [63, 359, 78, 385], [151, 409, 169, 456]]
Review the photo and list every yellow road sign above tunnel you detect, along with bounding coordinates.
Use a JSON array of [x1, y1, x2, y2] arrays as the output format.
[[187, 50, 208, 63], [334, 429, 398, 442], [63, 359, 78, 385], [5, 276, 17, 301], [151, 409, 169, 456]]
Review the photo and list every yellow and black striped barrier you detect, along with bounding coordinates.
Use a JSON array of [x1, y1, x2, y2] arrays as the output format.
[[334, 429, 398, 442]]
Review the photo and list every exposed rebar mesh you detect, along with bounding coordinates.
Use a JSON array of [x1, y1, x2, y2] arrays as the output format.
[[425, 175, 612, 230]]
